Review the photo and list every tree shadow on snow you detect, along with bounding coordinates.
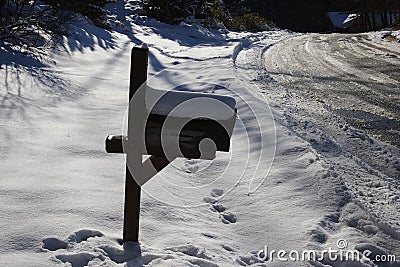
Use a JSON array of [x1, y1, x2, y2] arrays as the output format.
[[0, 45, 79, 120], [135, 17, 227, 47], [0, 16, 138, 118], [56, 21, 118, 53]]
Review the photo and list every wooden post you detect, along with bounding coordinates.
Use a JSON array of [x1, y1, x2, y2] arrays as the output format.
[[123, 46, 148, 243]]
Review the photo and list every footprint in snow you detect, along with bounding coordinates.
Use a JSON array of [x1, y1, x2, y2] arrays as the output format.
[[211, 203, 226, 213], [42, 237, 68, 251], [203, 196, 217, 204], [42, 229, 143, 266], [210, 188, 224, 197], [202, 189, 224, 203], [177, 158, 201, 173], [220, 212, 237, 224], [42, 229, 104, 252], [68, 229, 104, 243], [204, 189, 237, 224], [185, 164, 199, 173]]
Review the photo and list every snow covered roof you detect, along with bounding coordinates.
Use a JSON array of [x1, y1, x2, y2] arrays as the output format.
[[327, 12, 361, 28]]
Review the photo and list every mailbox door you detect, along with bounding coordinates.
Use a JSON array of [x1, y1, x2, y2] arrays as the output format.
[[145, 113, 236, 159]]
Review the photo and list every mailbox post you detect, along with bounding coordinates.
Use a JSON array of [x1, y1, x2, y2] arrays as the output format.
[[123, 47, 146, 243], [106, 46, 236, 243]]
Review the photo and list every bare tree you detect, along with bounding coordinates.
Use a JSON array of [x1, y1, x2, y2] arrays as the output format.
[[0, 0, 73, 50]]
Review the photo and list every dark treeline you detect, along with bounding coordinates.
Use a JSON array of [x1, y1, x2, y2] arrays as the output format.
[[331, 0, 400, 11], [244, 0, 330, 32], [332, 0, 400, 30], [244, 0, 400, 32]]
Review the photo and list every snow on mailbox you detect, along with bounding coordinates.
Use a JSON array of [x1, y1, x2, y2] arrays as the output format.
[[105, 46, 237, 243]]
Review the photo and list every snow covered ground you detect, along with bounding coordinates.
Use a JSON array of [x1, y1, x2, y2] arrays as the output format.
[[1, 1, 399, 267]]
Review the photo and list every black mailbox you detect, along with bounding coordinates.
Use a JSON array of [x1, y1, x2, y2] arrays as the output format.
[[106, 88, 236, 160], [144, 88, 237, 160]]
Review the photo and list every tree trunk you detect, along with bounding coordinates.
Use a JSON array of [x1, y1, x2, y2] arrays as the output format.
[[371, 12, 376, 30], [381, 12, 385, 28], [368, 13, 373, 31], [383, 0, 388, 27]]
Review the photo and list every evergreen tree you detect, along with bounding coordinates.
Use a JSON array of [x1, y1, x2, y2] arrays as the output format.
[[45, 0, 113, 28], [142, 0, 195, 24], [142, 0, 272, 31]]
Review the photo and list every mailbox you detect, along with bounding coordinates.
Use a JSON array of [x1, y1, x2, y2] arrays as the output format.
[[144, 88, 236, 160], [106, 88, 237, 160]]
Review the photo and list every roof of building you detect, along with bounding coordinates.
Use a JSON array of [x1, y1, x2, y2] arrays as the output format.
[[327, 12, 361, 28]]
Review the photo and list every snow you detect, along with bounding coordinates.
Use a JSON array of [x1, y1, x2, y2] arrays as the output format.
[[369, 30, 400, 51], [1, 1, 400, 267]]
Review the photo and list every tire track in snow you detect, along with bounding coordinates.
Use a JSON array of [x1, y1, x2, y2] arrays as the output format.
[[265, 34, 400, 147]]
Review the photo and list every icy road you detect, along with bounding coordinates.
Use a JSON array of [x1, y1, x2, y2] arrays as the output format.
[[266, 34, 400, 149], [265, 33, 400, 182]]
